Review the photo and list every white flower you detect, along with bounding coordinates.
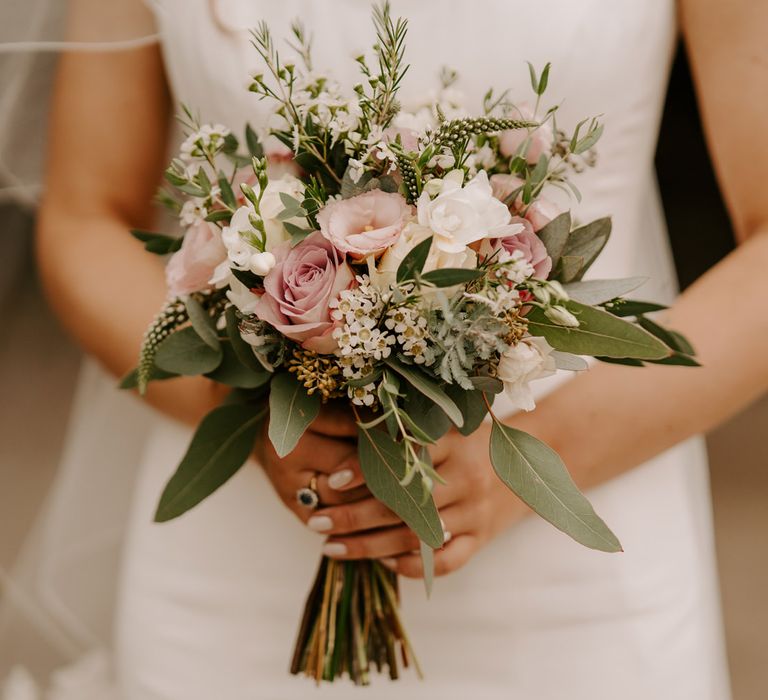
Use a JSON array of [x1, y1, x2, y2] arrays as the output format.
[[496, 337, 557, 412], [179, 198, 208, 227], [258, 174, 306, 249], [544, 305, 580, 327], [249, 251, 276, 276], [222, 206, 259, 267], [179, 124, 231, 161], [416, 170, 523, 254], [226, 277, 260, 315], [372, 222, 477, 290]]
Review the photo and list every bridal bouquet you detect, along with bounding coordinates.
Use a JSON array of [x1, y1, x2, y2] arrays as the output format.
[[124, 2, 696, 686]]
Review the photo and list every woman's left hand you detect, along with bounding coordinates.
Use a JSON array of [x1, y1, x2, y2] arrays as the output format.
[[305, 423, 529, 578]]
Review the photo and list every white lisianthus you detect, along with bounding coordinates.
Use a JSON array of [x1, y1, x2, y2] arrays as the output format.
[[371, 222, 477, 289], [496, 336, 557, 412], [417, 170, 523, 254]]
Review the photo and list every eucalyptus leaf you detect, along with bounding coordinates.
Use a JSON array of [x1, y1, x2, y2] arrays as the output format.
[[602, 299, 668, 317], [637, 316, 696, 356], [421, 268, 484, 287], [130, 229, 182, 255], [119, 365, 177, 390], [563, 277, 647, 305], [356, 426, 444, 548], [647, 352, 701, 367], [526, 301, 671, 360], [489, 423, 622, 552], [154, 326, 223, 375], [267, 372, 321, 457], [555, 217, 611, 283], [184, 296, 220, 350], [445, 385, 488, 436], [155, 403, 267, 522], [469, 376, 503, 394], [230, 268, 262, 288], [206, 342, 273, 388], [550, 351, 589, 371], [596, 356, 645, 367], [536, 212, 571, 266], [396, 236, 433, 283], [284, 221, 313, 246], [403, 386, 452, 441], [385, 359, 463, 428]]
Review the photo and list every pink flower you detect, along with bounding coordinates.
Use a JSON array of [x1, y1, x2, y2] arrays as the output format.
[[317, 189, 412, 259], [489, 174, 562, 232], [165, 222, 227, 297], [498, 103, 553, 165], [497, 217, 552, 279], [254, 231, 355, 353], [383, 126, 420, 152]]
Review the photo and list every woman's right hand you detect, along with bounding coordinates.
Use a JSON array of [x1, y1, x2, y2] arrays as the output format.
[[253, 403, 370, 527]]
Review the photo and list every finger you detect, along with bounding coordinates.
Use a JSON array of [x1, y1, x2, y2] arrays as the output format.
[[308, 402, 358, 438], [321, 525, 421, 560], [305, 496, 400, 536], [325, 454, 367, 492], [380, 534, 477, 579], [281, 432, 357, 475], [314, 480, 369, 507], [427, 431, 454, 466]]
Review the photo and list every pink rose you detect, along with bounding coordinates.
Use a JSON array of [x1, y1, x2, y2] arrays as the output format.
[[254, 231, 355, 353], [317, 189, 412, 259], [497, 217, 552, 279], [498, 103, 554, 165], [489, 173, 562, 232], [165, 222, 227, 297]]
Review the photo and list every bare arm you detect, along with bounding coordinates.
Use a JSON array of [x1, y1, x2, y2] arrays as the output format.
[[37, 39, 225, 424]]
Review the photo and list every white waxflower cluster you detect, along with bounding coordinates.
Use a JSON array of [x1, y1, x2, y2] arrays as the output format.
[[179, 124, 231, 162], [330, 277, 396, 406], [496, 249, 536, 284], [464, 284, 521, 316], [384, 306, 435, 365]]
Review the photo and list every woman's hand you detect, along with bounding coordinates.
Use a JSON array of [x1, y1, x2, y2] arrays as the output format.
[[254, 403, 371, 524], [304, 424, 529, 578]]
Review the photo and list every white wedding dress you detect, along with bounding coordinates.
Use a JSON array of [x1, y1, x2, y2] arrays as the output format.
[[5, 1, 733, 698]]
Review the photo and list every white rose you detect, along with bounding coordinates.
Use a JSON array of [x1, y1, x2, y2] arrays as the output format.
[[372, 222, 476, 290], [417, 170, 523, 254], [496, 337, 557, 412]]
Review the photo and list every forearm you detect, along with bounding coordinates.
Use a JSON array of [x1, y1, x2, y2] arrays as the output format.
[[508, 230, 768, 490], [36, 208, 226, 425]]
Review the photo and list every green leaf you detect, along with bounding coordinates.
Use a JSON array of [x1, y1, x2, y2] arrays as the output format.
[[402, 386, 452, 441], [217, 175, 237, 210], [206, 342, 273, 388], [526, 300, 671, 360], [385, 359, 463, 428], [647, 352, 701, 367], [283, 220, 313, 246], [421, 268, 484, 287], [396, 236, 433, 284], [205, 209, 233, 223], [536, 212, 571, 267], [230, 268, 262, 288], [225, 305, 267, 373], [154, 326, 223, 375], [119, 365, 177, 389], [356, 426, 444, 548], [420, 540, 435, 598], [573, 123, 604, 154], [154, 403, 266, 522], [555, 217, 611, 283], [130, 229, 182, 255], [245, 123, 264, 158], [469, 376, 503, 394], [536, 62, 551, 95], [267, 373, 321, 457], [445, 385, 488, 437], [602, 299, 668, 317], [563, 277, 646, 305], [489, 423, 622, 552], [636, 317, 696, 356], [184, 296, 220, 350], [526, 61, 539, 94], [596, 356, 645, 367]]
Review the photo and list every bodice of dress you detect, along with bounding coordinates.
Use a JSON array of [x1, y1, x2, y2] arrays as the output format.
[[149, 0, 678, 296]]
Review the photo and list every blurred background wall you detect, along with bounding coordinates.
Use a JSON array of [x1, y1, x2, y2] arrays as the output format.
[[0, 44, 766, 697]]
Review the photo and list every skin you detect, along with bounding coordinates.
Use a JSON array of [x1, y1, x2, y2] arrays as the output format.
[[38, 1, 768, 580]]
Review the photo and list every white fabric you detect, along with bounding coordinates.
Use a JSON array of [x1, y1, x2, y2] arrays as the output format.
[[2, 0, 733, 698]]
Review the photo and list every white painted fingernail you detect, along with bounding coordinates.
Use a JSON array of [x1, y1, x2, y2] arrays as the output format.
[[322, 542, 347, 557], [440, 517, 446, 529], [329, 469, 354, 490], [308, 515, 333, 532], [380, 557, 397, 569], [444, 530, 452, 544]]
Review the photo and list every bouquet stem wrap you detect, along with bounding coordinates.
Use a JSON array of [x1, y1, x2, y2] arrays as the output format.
[[291, 557, 420, 685]]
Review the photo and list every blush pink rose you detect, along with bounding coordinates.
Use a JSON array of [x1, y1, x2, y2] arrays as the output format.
[[165, 222, 227, 297], [489, 173, 562, 232], [254, 231, 355, 353], [317, 189, 412, 260], [498, 217, 552, 279], [498, 103, 554, 165]]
